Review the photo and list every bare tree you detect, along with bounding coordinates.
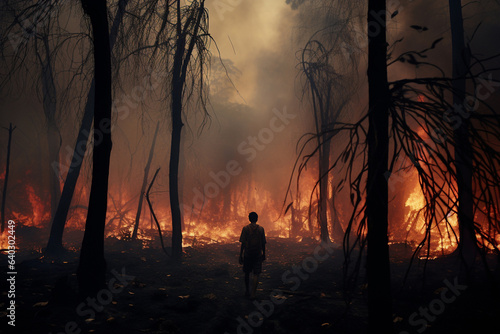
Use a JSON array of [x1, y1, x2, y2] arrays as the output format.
[[0, 1, 129, 255], [286, 0, 362, 243], [125, 0, 211, 259], [46, 0, 129, 254], [0, 1, 72, 235], [448, 0, 478, 275], [299, 39, 352, 243], [289, 1, 499, 331], [365, 0, 392, 331], [36, 23, 61, 221], [169, 0, 208, 258], [326, 17, 499, 334], [1, 123, 16, 232], [76, 0, 113, 296]]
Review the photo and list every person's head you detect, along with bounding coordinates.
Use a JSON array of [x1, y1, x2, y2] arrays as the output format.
[[248, 212, 258, 223]]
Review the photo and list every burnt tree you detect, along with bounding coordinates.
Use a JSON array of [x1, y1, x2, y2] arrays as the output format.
[[169, 0, 206, 259], [1, 123, 15, 232], [366, 0, 392, 332], [46, 0, 129, 254], [449, 0, 478, 273], [76, 0, 113, 296]]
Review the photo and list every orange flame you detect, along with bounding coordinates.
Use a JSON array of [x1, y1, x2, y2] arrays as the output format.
[[404, 177, 459, 254]]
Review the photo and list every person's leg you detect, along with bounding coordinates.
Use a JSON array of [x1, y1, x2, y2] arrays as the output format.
[[244, 272, 250, 297], [250, 259, 263, 299], [243, 256, 252, 297], [250, 273, 259, 299]]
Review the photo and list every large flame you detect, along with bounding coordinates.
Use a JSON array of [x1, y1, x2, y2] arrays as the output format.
[[10, 185, 50, 228], [5, 160, 497, 256], [403, 176, 459, 255]]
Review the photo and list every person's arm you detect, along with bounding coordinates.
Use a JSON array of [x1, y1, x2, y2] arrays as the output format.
[[239, 227, 246, 264], [239, 242, 245, 264], [262, 227, 266, 261]]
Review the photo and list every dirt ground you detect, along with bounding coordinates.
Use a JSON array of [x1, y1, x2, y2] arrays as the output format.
[[1, 238, 499, 334]]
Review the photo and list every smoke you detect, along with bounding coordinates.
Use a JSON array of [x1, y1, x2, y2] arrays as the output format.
[[0, 0, 499, 247]]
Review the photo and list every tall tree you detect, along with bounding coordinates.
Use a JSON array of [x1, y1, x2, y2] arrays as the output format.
[[76, 0, 112, 296], [300, 39, 351, 243], [301, 40, 335, 243], [448, 0, 477, 273], [1, 123, 15, 232], [0, 1, 66, 234], [287, 0, 362, 243], [169, 0, 207, 259], [35, 29, 61, 221], [289, 0, 500, 330], [366, 0, 392, 332], [46, 0, 129, 254], [112, 0, 210, 257]]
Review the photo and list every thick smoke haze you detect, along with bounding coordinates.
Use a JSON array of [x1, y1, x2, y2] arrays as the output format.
[[0, 0, 499, 246]]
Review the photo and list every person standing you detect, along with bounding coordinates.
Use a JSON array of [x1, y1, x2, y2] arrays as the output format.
[[239, 212, 266, 299]]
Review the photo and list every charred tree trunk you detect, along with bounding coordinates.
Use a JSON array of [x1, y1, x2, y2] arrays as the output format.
[[45, 0, 128, 254], [45, 81, 94, 254], [47, 124, 61, 219], [319, 133, 331, 242], [449, 0, 477, 273], [301, 40, 337, 243], [39, 34, 62, 221], [169, 0, 205, 259], [170, 38, 185, 259], [366, 0, 392, 332], [1, 123, 15, 232], [77, 0, 112, 297], [132, 122, 159, 240], [179, 142, 186, 232], [329, 182, 345, 243]]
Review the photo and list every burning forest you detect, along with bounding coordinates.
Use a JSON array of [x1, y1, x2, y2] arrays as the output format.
[[0, 0, 500, 333]]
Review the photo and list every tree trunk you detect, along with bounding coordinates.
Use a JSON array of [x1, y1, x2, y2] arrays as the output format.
[[132, 122, 159, 240], [46, 123, 61, 219], [77, 0, 112, 297], [45, 0, 129, 254], [169, 0, 205, 259], [366, 0, 392, 332], [40, 34, 62, 221], [449, 0, 477, 274], [169, 70, 184, 259], [45, 81, 94, 254], [329, 182, 345, 243], [1, 123, 15, 233], [319, 133, 331, 242]]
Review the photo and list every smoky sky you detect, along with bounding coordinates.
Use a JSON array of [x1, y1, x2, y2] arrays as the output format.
[[0, 0, 499, 238]]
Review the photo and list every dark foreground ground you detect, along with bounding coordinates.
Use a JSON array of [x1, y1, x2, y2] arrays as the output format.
[[1, 238, 499, 334]]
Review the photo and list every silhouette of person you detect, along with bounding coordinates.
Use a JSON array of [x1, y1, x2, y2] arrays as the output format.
[[239, 212, 266, 299]]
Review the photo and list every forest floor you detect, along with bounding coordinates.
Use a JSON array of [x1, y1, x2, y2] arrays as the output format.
[[1, 237, 500, 334]]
